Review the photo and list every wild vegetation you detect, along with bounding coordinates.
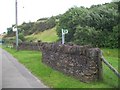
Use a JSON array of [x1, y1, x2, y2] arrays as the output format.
[[6, 16, 57, 38], [56, 2, 119, 48]]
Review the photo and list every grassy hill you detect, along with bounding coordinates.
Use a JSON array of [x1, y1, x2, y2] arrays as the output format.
[[25, 27, 59, 42]]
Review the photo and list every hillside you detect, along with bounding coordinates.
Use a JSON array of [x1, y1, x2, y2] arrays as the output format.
[[4, 2, 119, 48], [25, 27, 58, 42]]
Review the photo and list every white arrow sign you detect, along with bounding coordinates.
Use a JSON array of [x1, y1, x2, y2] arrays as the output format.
[[12, 26, 17, 31], [62, 29, 68, 34]]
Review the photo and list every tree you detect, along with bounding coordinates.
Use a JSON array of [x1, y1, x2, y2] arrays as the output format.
[[112, 0, 120, 2], [56, 6, 88, 42], [7, 27, 15, 37], [56, 2, 119, 48], [73, 26, 104, 47]]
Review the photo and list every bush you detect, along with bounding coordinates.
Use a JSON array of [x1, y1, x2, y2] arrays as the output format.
[[18, 33, 25, 41], [106, 25, 119, 48], [73, 26, 104, 47], [73, 25, 119, 48]]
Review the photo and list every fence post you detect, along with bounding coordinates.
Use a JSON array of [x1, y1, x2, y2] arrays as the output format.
[[97, 50, 103, 80], [101, 51, 120, 78]]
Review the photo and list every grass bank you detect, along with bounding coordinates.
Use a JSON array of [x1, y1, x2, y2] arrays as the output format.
[[25, 27, 58, 42], [3, 47, 119, 88]]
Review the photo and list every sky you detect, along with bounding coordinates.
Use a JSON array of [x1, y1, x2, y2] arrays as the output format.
[[0, 0, 112, 34]]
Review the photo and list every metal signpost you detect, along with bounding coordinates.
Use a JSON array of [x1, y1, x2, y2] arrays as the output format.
[[62, 29, 68, 44]]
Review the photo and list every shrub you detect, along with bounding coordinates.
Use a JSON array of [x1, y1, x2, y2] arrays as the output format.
[[18, 33, 25, 41], [73, 26, 104, 47]]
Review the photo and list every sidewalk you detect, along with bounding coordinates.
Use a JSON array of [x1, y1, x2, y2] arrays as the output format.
[[1, 48, 48, 88]]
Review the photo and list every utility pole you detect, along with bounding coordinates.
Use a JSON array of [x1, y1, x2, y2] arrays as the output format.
[[15, 0, 18, 50]]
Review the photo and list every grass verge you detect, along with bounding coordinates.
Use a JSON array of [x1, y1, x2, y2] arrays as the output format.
[[3, 47, 119, 88]]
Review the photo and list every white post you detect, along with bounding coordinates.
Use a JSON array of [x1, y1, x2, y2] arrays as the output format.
[[62, 29, 68, 44], [62, 29, 65, 44]]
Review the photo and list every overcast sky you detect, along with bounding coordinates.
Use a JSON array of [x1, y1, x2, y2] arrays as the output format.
[[0, 0, 111, 34]]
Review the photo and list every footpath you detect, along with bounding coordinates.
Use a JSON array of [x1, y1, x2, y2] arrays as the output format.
[[1, 48, 48, 89]]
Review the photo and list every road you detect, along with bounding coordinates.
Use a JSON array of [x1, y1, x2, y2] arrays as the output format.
[[1, 48, 48, 88], [0, 47, 2, 89]]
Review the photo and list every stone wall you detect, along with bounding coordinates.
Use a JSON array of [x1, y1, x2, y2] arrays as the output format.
[[14, 42, 103, 82]]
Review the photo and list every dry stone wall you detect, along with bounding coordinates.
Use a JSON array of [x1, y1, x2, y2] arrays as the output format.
[[14, 42, 103, 82]]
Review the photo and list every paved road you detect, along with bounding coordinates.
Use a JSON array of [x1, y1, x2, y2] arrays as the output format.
[[0, 47, 2, 89], [1, 48, 48, 88]]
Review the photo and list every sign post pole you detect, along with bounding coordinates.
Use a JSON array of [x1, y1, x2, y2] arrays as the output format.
[[62, 29, 65, 44], [62, 29, 68, 44]]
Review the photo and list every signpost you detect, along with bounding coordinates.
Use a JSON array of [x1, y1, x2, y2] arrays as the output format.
[[12, 26, 17, 32], [62, 29, 68, 44]]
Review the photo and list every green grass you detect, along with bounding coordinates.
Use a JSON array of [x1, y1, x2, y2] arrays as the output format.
[[25, 27, 59, 42], [101, 48, 119, 88], [3, 47, 119, 88]]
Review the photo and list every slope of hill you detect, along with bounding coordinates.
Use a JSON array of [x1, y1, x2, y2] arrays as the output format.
[[25, 27, 59, 42]]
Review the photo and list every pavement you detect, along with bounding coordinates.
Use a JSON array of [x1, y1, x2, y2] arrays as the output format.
[[0, 48, 48, 89]]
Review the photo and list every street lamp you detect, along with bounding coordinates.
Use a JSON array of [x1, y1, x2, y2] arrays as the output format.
[[15, 0, 18, 50]]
